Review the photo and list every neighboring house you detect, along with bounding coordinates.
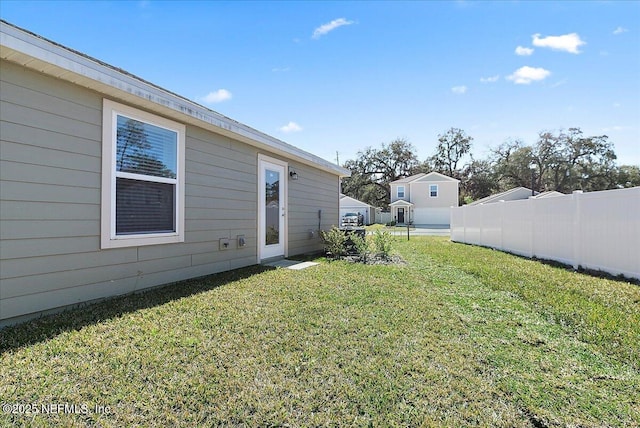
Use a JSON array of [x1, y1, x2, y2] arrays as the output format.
[[467, 187, 535, 206], [339, 194, 375, 225], [0, 21, 349, 325], [467, 187, 564, 206], [534, 191, 565, 199], [389, 172, 459, 226]]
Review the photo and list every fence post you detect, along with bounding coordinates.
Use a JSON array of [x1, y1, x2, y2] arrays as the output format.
[[462, 205, 467, 243], [572, 190, 583, 270], [499, 200, 505, 251], [529, 197, 535, 258], [480, 204, 484, 245]]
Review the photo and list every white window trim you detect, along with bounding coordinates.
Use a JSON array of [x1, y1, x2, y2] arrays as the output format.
[[429, 184, 439, 198], [101, 99, 186, 249], [397, 185, 405, 198]]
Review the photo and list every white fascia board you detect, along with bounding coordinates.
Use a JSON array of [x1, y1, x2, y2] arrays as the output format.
[[340, 196, 373, 208], [0, 21, 350, 177], [416, 172, 460, 183]]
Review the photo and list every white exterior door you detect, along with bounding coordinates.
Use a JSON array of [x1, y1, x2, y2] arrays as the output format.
[[259, 156, 287, 260]]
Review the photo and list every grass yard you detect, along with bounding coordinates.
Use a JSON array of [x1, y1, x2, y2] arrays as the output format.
[[1, 237, 639, 427]]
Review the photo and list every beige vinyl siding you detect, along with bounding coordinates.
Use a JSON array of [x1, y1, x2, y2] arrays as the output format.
[[287, 162, 339, 256], [410, 181, 458, 208], [0, 61, 241, 320], [1, 59, 341, 323], [390, 183, 411, 203]]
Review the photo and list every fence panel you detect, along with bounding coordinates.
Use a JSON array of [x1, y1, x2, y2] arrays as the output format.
[[450, 187, 640, 280], [481, 201, 503, 250], [532, 195, 574, 265], [501, 199, 533, 257], [464, 205, 483, 246], [375, 211, 392, 225], [578, 188, 640, 277], [450, 205, 465, 241]]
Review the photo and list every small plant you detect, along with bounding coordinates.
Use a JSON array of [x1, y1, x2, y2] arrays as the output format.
[[386, 220, 397, 227], [373, 229, 394, 259], [350, 233, 372, 264], [321, 226, 347, 259]]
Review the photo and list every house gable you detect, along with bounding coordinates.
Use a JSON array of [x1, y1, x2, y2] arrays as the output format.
[[412, 171, 460, 183]]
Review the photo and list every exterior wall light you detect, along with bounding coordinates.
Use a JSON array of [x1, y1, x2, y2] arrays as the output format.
[[289, 167, 298, 180]]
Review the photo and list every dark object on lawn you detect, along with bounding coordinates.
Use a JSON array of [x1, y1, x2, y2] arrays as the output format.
[[340, 228, 366, 254]]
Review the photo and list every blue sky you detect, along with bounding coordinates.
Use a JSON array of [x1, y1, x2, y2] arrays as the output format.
[[2, 1, 639, 166]]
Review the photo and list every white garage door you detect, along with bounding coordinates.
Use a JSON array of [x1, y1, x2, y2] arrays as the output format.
[[413, 208, 450, 226]]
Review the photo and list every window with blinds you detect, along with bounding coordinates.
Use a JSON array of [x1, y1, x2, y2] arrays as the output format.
[[115, 115, 177, 234], [101, 99, 185, 249]]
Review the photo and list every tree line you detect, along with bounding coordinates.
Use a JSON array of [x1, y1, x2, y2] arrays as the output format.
[[341, 127, 640, 207]]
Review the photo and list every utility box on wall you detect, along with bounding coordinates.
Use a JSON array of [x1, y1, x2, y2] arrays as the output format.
[[219, 238, 230, 250]]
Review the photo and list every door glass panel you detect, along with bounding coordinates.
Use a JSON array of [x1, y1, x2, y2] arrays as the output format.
[[265, 169, 280, 245]]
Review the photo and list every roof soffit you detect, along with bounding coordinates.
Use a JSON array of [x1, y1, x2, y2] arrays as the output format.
[[0, 20, 350, 177]]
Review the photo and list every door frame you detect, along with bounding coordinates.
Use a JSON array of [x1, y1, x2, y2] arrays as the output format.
[[257, 154, 288, 262]]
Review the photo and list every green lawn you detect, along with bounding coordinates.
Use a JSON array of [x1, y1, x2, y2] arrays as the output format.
[[1, 237, 638, 427]]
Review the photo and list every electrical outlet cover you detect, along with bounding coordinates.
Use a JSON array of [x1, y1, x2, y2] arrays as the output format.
[[219, 238, 230, 250]]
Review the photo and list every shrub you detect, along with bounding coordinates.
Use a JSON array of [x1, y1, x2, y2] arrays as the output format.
[[321, 226, 347, 259], [373, 229, 394, 259], [350, 233, 373, 264], [386, 220, 397, 227]]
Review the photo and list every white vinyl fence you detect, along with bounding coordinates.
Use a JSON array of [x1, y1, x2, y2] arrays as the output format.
[[450, 187, 640, 280], [376, 211, 392, 225]]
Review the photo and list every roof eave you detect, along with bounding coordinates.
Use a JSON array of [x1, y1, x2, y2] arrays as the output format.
[[0, 20, 350, 177], [389, 200, 414, 207]]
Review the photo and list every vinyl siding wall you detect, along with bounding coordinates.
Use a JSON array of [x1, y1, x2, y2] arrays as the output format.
[[409, 181, 458, 209], [0, 60, 338, 323], [390, 184, 411, 204]]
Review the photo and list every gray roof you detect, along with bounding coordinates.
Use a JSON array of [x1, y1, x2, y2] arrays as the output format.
[[0, 19, 350, 177], [392, 173, 427, 184], [533, 191, 565, 199], [467, 187, 535, 206]]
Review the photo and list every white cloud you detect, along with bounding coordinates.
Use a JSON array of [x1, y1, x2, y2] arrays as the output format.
[[312, 18, 354, 39], [272, 67, 291, 73], [532, 33, 586, 54], [550, 79, 567, 88], [451, 85, 467, 94], [613, 27, 628, 35], [202, 89, 232, 104], [515, 46, 534, 56], [602, 125, 628, 132], [506, 66, 551, 84], [280, 121, 302, 133], [602, 125, 627, 132], [480, 75, 500, 83], [613, 102, 621, 108]]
